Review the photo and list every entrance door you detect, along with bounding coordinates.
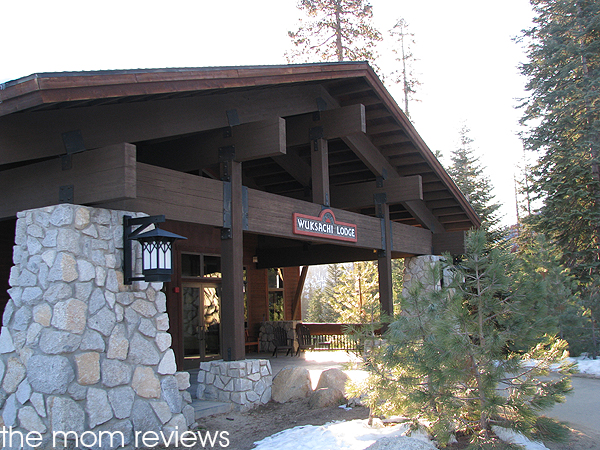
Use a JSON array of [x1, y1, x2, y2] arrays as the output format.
[[182, 282, 221, 368]]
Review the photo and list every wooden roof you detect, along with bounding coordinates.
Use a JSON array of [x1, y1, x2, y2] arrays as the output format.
[[0, 62, 480, 231]]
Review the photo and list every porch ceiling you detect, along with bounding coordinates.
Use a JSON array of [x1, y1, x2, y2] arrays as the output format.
[[0, 62, 479, 232]]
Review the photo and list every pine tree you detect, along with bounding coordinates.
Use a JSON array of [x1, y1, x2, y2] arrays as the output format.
[[391, 258, 404, 316], [389, 18, 420, 120], [519, 0, 600, 356], [332, 261, 380, 323], [286, 0, 382, 66], [350, 229, 574, 448], [447, 125, 502, 233], [305, 280, 326, 322]]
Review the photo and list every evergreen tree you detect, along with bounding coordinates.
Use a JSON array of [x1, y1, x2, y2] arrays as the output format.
[[514, 230, 586, 354], [305, 280, 326, 322], [389, 18, 420, 119], [392, 258, 404, 316], [519, 0, 600, 356], [447, 125, 502, 233], [315, 263, 343, 322], [332, 261, 380, 323], [286, 0, 382, 66], [350, 229, 574, 448]]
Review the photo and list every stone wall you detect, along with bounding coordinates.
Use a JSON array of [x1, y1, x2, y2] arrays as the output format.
[[258, 320, 300, 353], [0, 204, 193, 448], [196, 359, 272, 411]]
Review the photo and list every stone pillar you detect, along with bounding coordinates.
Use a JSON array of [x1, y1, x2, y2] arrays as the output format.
[[0, 204, 193, 448], [258, 321, 300, 353], [402, 255, 451, 298]]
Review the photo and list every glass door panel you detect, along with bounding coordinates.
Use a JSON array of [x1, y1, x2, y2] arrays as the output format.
[[182, 283, 221, 365], [202, 285, 221, 358]]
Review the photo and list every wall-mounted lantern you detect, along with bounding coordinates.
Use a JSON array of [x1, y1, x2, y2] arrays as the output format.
[[123, 215, 186, 285]]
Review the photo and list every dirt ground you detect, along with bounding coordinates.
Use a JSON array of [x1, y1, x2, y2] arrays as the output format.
[[188, 400, 598, 450], [196, 399, 370, 449]]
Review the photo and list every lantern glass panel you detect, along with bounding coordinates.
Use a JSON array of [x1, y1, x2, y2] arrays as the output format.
[[162, 243, 171, 270]]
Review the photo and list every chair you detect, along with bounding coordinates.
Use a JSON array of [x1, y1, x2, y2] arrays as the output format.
[[295, 324, 315, 356], [245, 329, 259, 353], [272, 327, 293, 357]]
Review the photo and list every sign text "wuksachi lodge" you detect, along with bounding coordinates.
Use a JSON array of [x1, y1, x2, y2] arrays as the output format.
[[293, 209, 358, 242]]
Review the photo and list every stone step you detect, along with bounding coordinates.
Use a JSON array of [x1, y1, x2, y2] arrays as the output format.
[[192, 399, 232, 419]]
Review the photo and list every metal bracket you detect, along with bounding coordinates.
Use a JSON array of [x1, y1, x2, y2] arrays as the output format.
[[61, 155, 72, 171], [374, 193, 387, 218], [59, 185, 74, 204], [226, 109, 240, 126], [376, 175, 385, 188], [223, 181, 232, 229], [219, 145, 236, 163], [219, 147, 236, 182], [61, 130, 85, 171], [62, 130, 85, 154], [221, 228, 232, 240], [309, 126, 324, 142], [316, 97, 328, 111]]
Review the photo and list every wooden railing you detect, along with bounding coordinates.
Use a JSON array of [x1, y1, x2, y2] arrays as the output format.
[[302, 323, 383, 351]]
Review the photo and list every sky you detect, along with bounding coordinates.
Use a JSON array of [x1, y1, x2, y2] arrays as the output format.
[[0, 0, 535, 226]]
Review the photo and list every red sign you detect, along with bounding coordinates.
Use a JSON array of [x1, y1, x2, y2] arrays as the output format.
[[293, 209, 357, 242]]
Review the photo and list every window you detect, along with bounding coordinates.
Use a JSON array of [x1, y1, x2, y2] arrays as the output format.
[[268, 268, 284, 321], [181, 253, 221, 278]]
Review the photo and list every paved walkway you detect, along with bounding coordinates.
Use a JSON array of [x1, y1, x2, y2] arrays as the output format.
[[547, 376, 600, 440], [247, 350, 365, 388]]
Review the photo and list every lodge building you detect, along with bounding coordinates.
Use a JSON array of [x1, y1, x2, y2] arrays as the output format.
[[0, 63, 479, 435]]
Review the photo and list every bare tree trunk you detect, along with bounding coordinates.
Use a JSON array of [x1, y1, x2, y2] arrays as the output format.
[[335, 0, 343, 61]]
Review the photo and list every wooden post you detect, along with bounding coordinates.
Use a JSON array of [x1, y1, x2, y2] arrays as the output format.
[[292, 266, 309, 320], [220, 158, 245, 361], [311, 137, 330, 206], [377, 200, 394, 318]]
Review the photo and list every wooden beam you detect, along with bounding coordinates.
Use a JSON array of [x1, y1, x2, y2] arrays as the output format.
[[316, 86, 448, 234], [256, 244, 380, 268], [272, 149, 312, 187], [378, 203, 394, 317], [433, 231, 467, 255], [247, 189, 382, 250], [100, 162, 223, 227], [311, 138, 330, 205], [0, 143, 136, 220], [139, 117, 286, 172], [330, 175, 423, 209], [390, 221, 433, 256], [341, 132, 394, 179], [403, 200, 445, 234], [286, 104, 366, 146], [220, 160, 246, 361], [0, 83, 323, 166]]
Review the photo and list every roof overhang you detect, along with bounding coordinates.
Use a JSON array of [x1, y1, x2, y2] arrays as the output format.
[[0, 62, 480, 231]]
